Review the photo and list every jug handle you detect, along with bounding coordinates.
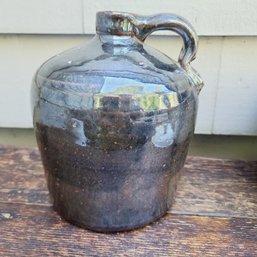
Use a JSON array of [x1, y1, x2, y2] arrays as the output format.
[[133, 13, 203, 92]]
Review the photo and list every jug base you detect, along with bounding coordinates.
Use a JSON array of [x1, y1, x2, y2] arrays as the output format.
[[50, 168, 182, 233], [54, 207, 169, 233]]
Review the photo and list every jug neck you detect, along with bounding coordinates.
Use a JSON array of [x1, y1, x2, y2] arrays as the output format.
[[96, 11, 137, 37]]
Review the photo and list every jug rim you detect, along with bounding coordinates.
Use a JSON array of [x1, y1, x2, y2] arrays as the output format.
[[96, 11, 137, 36]]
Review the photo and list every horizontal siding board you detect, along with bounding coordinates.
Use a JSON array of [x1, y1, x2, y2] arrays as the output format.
[[144, 37, 221, 134], [0, 35, 217, 132], [0, 34, 256, 135], [0, 35, 85, 127], [83, 0, 257, 36], [0, 0, 83, 34], [0, 0, 257, 35], [213, 37, 257, 135], [193, 38, 223, 134]]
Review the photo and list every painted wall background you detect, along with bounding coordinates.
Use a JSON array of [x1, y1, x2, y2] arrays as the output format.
[[0, 0, 257, 135]]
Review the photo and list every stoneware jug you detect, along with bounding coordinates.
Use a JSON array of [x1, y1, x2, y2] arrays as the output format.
[[31, 11, 203, 232]]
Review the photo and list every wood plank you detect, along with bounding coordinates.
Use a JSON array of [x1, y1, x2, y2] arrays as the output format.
[[0, 146, 257, 218], [0, 147, 49, 205], [171, 157, 257, 218], [0, 202, 257, 257]]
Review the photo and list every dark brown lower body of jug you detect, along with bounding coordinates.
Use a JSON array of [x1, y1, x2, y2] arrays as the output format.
[[36, 122, 190, 232]]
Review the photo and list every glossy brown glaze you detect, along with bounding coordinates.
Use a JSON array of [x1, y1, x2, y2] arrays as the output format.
[[35, 101, 194, 231], [32, 11, 202, 232]]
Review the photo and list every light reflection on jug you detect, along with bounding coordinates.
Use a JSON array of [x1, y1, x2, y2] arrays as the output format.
[[152, 123, 174, 148], [69, 118, 88, 147]]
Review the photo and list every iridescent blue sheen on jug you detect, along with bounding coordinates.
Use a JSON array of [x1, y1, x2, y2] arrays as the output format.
[[31, 11, 203, 232]]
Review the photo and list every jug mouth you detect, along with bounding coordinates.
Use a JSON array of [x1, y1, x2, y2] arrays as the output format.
[[96, 11, 137, 36]]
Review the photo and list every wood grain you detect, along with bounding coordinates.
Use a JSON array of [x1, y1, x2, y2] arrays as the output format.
[[1, 146, 256, 217], [0, 146, 257, 256], [1, 202, 257, 257], [0, 147, 49, 206], [171, 157, 257, 218]]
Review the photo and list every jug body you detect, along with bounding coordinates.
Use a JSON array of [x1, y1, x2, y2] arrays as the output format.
[[32, 11, 203, 232]]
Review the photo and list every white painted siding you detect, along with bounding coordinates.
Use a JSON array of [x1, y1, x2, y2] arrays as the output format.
[[1, 0, 257, 35], [213, 37, 257, 135], [0, 0, 83, 34], [82, 0, 257, 36], [0, 1, 256, 135], [0, 35, 84, 127]]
